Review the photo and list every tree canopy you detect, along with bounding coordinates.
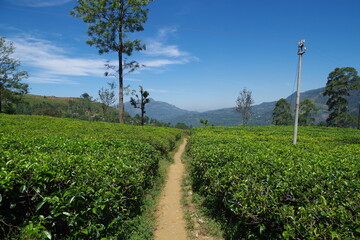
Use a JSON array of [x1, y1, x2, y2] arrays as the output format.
[[71, 0, 154, 123], [272, 98, 292, 125], [299, 99, 318, 126], [235, 88, 254, 126], [323, 67, 360, 127], [130, 85, 150, 126], [0, 37, 29, 113]]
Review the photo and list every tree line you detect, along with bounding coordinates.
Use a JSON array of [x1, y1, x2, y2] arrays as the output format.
[[235, 67, 360, 128], [272, 67, 360, 128]]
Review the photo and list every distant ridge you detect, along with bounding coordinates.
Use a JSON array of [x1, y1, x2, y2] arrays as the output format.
[[124, 87, 360, 127], [124, 98, 196, 123], [19, 87, 359, 127]]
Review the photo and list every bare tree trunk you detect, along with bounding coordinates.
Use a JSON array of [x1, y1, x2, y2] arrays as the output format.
[[118, 50, 124, 123], [141, 86, 144, 126], [118, 0, 124, 124]]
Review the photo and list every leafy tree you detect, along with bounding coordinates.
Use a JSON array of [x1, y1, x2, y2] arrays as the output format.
[[80, 92, 93, 101], [130, 85, 150, 126], [323, 67, 360, 127], [235, 88, 254, 126], [199, 119, 209, 127], [98, 82, 116, 118], [0, 37, 29, 113], [71, 0, 154, 124], [299, 99, 318, 126], [272, 98, 293, 125]]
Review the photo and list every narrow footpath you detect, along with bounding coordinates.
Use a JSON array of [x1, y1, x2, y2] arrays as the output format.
[[154, 138, 188, 240]]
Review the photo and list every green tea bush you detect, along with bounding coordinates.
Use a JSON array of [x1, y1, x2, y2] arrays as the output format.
[[187, 126, 360, 239], [0, 114, 182, 239]]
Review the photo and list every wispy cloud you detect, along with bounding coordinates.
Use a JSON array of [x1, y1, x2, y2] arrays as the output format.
[[141, 26, 199, 69], [146, 41, 188, 58], [11, 36, 107, 84], [27, 76, 78, 85], [145, 27, 188, 58], [7, 26, 198, 84], [142, 59, 184, 67], [147, 88, 169, 93], [8, 0, 72, 7]]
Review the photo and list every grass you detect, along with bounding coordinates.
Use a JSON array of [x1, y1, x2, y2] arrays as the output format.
[[181, 151, 224, 240]]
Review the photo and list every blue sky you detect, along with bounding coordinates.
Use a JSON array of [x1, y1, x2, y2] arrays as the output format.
[[1, 0, 359, 111]]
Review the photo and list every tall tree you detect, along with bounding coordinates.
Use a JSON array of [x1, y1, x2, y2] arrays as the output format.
[[323, 67, 360, 127], [272, 98, 293, 125], [0, 37, 29, 113], [71, 0, 153, 123], [235, 88, 254, 126], [299, 99, 318, 126], [130, 85, 150, 126]]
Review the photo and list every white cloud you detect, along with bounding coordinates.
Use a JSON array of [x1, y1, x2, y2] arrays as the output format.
[[142, 59, 184, 67], [158, 26, 177, 39], [147, 88, 169, 93], [6, 26, 198, 84], [145, 27, 188, 58], [146, 41, 188, 58], [141, 26, 199, 70], [27, 76, 78, 85], [8, 0, 72, 7], [11, 36, 107, 84]]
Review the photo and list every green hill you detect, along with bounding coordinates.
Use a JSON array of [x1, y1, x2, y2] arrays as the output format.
[[164, 88, 360, 127], [9, 88, 360, 127]]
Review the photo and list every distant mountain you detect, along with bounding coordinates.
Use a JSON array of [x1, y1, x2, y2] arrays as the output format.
[[124, 88, 359, 127], [124, 98, 196, 123], [19, 87, 358, 127]]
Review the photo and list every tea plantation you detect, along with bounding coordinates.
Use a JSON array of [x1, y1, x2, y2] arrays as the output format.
[[0, 114, 182, 239], [187, 126, 360, 239]]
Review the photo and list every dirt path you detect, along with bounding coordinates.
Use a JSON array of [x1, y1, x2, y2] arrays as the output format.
[[154, 138, 188, 240]]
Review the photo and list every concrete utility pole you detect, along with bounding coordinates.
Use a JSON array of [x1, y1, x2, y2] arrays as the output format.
[[293, 40, 306, 145]]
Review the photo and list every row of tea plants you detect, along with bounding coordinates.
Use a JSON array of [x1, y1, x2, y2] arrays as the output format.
[[0, 114, 182, 239], [187, 126, 360, 239]]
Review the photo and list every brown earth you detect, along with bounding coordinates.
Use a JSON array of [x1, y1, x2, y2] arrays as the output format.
[[154, 138, 188, 240]]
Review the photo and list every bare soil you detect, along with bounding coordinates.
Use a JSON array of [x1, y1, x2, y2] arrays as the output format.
[[154, 138, 188, 240]]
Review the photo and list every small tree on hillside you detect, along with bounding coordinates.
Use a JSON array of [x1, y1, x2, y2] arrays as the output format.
[[323, 67, 360, 127], [235, 88, 254, 126], [299, 99, 318, 126], [272, 98, 293, 125], [0, 37, 29, 113], [71, 0, 154, 124], [80, 92, 93, 101], [98, 82, 116, 119], [130, 85, 150, 126], [199, 119, 209, 127]]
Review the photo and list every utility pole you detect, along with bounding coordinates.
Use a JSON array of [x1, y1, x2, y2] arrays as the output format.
[[293, 40, 306, 145]]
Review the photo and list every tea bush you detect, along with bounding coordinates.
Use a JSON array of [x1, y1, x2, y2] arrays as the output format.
[[0, 114, 182, 239], [187, 126, 360, 239]]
